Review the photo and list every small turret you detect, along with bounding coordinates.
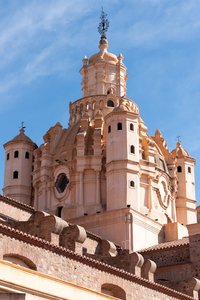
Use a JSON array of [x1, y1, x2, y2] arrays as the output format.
[[105, 98, 140, 211], [172, 142, 197, 225], [3, 126, 36, 205]]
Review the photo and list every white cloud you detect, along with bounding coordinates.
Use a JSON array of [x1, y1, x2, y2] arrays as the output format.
[[0, 0, 97, 103]]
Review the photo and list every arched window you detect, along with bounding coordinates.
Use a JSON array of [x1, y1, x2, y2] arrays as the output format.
[[117, 122, 122, 130], [130, 123, 134, 131], [177, 166, 182, 173], [107, 100, 114, 107], [13, 171, 18, 179], [101, 284, 126, 300], [108, 125, 111, 133], [25, 152, 29, 159], [188, 167, 191, 173], [6, 153, 10, 160], [130, 180, 135, 187], [14, 150, 19, 158], [130, 145, 135, 154]]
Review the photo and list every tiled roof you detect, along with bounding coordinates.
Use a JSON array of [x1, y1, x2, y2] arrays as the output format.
[[0, 194, 35, 212], [139, 238, 189, 253]]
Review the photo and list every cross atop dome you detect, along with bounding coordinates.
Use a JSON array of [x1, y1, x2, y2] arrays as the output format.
[[98, 8, 109, 39], [19, 121, 26, 133]]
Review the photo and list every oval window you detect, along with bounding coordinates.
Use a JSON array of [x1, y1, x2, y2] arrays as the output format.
[[55, 173, 69, 193]]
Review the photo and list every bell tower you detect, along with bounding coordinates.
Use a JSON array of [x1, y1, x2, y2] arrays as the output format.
[[105, 99, 140, 211], [172, 142, 197, 225], [3, 125, 36, 205]]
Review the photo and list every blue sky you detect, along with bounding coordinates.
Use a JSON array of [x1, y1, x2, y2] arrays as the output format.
[[1, 0, 200, 201]]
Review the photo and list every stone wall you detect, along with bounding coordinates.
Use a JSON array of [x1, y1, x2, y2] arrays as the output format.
[[0, 195, 34, 221], [0, 224, 193, 300]]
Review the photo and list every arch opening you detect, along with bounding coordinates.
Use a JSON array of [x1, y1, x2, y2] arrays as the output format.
[[3, 254, 37, 270], [101, 283, 126, 300]]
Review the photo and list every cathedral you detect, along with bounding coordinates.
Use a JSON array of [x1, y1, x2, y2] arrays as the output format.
[[1, 10, 200, 300]]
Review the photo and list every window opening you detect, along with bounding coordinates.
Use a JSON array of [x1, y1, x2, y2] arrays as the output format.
[[108, 125, 111, 133], [117, 122, 122, 130], [14, 151, 19, 158], [13, 171, 18, 179], [57, 206, 63, 218], [130, 181, 135, 187], [107, 100, 114, 107], [130, 123, 134, 131], [188, 167, 191, 173], [55, 173, 69, 193], [130, 145, 135, 154], [177, 166, 182, 173], [7, 153, 10, 160], [25, 152, 29, 159]]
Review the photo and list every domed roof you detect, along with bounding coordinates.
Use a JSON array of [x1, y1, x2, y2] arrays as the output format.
[[88, 37, 118, 65], [171, 142, 190, 158], [4, 128, 35, 147]]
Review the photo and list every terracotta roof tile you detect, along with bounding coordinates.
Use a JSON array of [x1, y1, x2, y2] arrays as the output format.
[[139, 238, 189, 253], [0, 194, 35, 212]]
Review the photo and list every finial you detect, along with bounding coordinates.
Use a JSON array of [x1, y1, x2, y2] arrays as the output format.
[[98, 8, 109, 39], [82, 55, 88, 66], [176, 136, 181, 144]]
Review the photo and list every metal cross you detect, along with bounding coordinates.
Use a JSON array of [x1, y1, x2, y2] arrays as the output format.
[[20, 121, 26, 130]]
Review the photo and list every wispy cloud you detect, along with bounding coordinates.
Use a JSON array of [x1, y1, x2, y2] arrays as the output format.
[[111, 1, 200, 48], [1, 0, 200, 107], [0, 0, 97, 105]]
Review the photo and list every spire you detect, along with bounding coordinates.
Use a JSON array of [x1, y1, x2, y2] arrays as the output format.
[[98, 8, 109, 40]]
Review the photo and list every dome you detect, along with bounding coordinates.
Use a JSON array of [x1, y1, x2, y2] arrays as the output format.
[[171, 142, 190, 158], [4, 128, 35, 147], [88, 37, 118, 65]]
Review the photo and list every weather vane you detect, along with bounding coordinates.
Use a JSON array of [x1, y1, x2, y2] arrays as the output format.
[[177, 136, 181, 143], [98, 8, 109, 39], [20, 121, 26, 131]]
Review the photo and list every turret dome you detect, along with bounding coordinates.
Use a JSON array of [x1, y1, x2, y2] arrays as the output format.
[[171, 142, 190, 158], [4, 128, 35, 147]]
